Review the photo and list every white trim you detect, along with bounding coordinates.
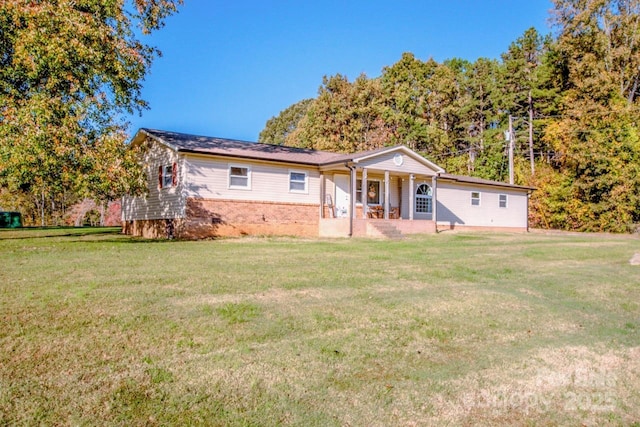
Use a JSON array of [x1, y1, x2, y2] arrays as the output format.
[[415, 182, 433, 214], [228, 164, 251, 190], [160, 164, 173, 189], [499, 193, 508, 208], [471, 191, 481, 206], [288, 169, 308, 194], [356, 178, 382, 205], [352, 146, 445, 173]]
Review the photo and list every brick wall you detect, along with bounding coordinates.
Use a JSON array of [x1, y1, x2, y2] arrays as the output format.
[[182, 198, 320, 239]]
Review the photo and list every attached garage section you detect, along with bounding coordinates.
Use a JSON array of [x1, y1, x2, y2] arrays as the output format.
[[435, 175, 533, 232]]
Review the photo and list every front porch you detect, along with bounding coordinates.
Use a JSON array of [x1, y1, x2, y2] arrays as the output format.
[[315, 146, 446, 238], [319, 217, 436, 238]]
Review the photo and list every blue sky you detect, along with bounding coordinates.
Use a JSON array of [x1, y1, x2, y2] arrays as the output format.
[[127, 0, 553, 142]]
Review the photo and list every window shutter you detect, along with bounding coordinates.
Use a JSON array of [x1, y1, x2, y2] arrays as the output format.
[[158, 165, 163, 188], [172, 162, 178, 186]]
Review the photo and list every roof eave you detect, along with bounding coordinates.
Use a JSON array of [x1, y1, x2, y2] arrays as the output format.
[[130, 128, 179, 151], [438, 173, 536, 192], [177, 148, 326, 167]]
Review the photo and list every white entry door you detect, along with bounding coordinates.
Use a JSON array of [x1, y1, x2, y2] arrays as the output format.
[[334, 174, 350, 218]]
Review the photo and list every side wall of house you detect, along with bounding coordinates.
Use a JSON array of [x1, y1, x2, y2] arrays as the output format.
[[177, 154, 321, 238], [183, 154, 320, 204], [122, 139, 185, 222], [436, 181, 529, 229]]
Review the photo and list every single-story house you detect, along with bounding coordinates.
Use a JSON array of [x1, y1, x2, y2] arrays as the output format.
[[122, 128, 534, 239]]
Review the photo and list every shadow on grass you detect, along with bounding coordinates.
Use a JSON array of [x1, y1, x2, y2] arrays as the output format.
[[0, 226, 123, 240], [67, 237, 181, 244]]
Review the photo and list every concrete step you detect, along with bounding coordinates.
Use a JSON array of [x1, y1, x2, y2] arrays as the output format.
[[368, 221, 403, 239]]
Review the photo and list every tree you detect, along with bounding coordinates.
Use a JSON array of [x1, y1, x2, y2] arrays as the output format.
[[0, 0, 182, 225], [500, 27, 560, 176], [287, 74, 391, 152], [552, 0, 640, 105], [259, 99, 313, 145], [546, 0, 640, 231], [379, 53, 436, 151]]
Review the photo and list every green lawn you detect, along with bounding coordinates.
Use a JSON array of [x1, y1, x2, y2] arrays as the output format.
[[1, 228, 639, 426]]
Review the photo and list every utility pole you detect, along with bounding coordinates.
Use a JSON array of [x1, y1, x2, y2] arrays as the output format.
[[508, 115, 515, 185], [528, 90, 535, 176]]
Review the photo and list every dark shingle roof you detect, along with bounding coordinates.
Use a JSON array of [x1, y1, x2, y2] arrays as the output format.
[[139, 128, 353, 166], [439, 173, 535, 191], [136, 129, 533, 191]]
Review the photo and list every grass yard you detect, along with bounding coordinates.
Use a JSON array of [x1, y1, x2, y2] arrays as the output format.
[[1, 228, 639, 426]]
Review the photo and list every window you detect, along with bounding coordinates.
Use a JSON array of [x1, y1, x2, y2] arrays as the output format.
[[471, 191, 481, 206], [289, 171, 307, 193], [499, 194, 508, 208], [415, 183, 432, 214], [158, 163, 177, 189], [356, 179, 380, 204], [229, 165, 250, 188]]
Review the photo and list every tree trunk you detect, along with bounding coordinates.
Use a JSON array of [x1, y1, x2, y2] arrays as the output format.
[[99, 201, 105, 226], [41, 190, 45, 227]]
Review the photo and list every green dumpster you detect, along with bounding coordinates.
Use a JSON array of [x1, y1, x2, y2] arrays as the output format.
[[0, 212, 22, 228]]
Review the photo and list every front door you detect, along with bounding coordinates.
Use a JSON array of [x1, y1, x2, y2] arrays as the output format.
[[334, 174, 350, 218]]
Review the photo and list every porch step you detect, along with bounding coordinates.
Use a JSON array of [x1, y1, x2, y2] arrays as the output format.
[[368, 221, 403, 239]]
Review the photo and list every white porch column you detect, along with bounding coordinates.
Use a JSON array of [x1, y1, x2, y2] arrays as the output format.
[[320, 172, 325, 219], [350, 166, 357, 220], [431, 175, 437, 223], [384, 170, 390, 219], [409, 174, 415, 220], [361, 168, 368, 218]]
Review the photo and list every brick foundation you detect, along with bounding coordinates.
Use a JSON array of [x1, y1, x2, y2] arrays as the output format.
[[182, 198, 319, 239], [123, 198, 320, 239]]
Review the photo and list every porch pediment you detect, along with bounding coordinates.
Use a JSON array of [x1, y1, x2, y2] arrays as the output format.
[[350, 146, 444, 176]]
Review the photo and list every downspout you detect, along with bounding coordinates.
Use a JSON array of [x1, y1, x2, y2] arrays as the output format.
[[346, 162, 355, 237]]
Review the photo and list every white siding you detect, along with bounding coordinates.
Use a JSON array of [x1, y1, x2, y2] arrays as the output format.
[[183, 154, 321, 204], [122, 140, 185, 221], [389, 176, 400, 208], [436, 181, 528, 228]]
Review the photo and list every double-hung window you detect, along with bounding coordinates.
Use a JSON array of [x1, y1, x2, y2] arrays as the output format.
[[499, 194, 508, 208], [471, 191, 481, 206], [229, 165, 250, 189], [158, 163, 177, 189], [289, 171, 307, 193]]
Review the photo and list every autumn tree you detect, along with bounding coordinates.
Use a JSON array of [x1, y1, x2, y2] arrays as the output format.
[[287, 74, 391, 152], [259, 99, 314, 145], [0, 0, 181, 225], [545, 0, 640, 231]]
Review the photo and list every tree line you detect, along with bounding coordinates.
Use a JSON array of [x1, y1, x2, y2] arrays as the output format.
[[260, 0, 640, 232]]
